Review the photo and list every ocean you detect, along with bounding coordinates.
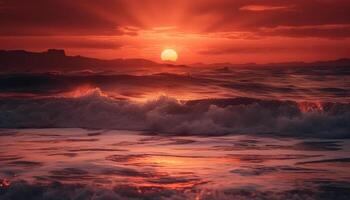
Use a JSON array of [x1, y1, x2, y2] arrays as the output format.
[[0, 65, 350, 199]]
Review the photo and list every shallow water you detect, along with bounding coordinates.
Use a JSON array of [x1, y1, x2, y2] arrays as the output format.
[[0, 129, 349, 199]]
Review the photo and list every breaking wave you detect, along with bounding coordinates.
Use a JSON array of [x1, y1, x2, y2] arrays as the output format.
[[0, 88, 349, 138]]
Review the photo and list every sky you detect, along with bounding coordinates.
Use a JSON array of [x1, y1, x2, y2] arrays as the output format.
[[0, 0, 350, 64]]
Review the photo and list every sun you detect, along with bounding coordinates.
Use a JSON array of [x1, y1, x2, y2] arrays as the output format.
[[161, 49, 178, 62]]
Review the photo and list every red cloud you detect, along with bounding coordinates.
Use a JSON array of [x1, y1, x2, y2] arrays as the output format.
[[239, 5, 292, 11]]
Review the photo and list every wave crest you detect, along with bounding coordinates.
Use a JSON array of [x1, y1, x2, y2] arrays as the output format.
[[0, 93, 349, 138]]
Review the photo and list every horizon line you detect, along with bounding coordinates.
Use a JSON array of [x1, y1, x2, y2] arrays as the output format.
[[1, 48, 350, 66]]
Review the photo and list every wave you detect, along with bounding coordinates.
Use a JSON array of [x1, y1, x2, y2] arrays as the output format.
[[3, 179, 350, 200], [0, 88, 349, 138]]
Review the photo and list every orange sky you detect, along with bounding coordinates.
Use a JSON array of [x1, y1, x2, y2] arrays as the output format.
[[1, 0, 350, 64]]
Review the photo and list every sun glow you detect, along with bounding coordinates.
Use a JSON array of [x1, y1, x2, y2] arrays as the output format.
[[161, 49, 178, 62]]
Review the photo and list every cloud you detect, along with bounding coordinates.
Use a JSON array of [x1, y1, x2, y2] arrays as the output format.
[[186, 0, 350, 34], [239, 5, 292, 11], [198, 47, 289, 55], [0, 0, 141, 36], [258, 24, 350, 39]]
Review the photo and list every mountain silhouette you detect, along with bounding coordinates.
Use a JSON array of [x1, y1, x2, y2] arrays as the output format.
[[0, 49, 161, 73]]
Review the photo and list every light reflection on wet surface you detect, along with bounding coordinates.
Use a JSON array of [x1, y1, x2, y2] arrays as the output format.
[[0, 129, 350, 199]]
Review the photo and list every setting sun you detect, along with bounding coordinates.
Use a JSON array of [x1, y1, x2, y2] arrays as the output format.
[[161, 49, 178, 62]]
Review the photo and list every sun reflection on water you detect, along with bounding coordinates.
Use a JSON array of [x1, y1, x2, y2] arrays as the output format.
[[0, 129, 349, 199]]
